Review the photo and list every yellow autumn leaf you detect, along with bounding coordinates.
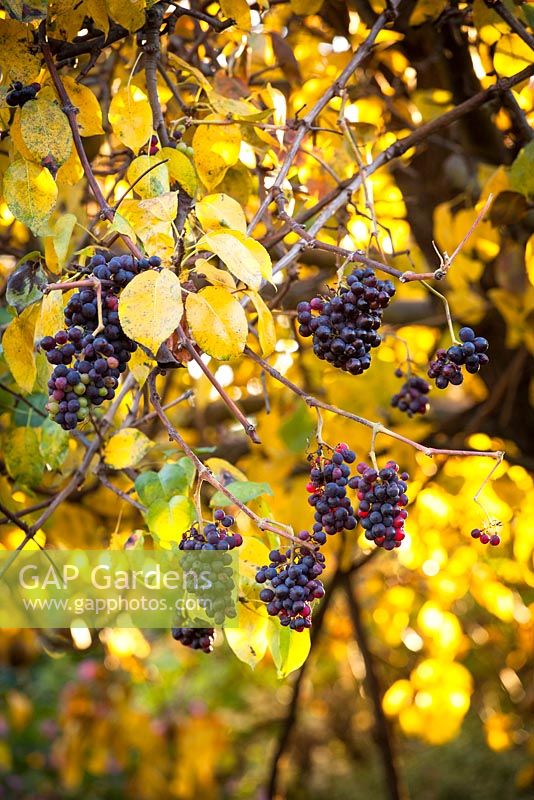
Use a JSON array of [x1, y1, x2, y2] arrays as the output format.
[[44, 213, 77, 274], [147, 495, 196, 546], [247, 290, 276, 356], [143, 230, 175, 266], [196, 193, 247, 234], [185, 286, 248, 361], [193, 258, 236, 289], [159, 147, 199, 197], [128, 346, 156, 388], [126, 155, 170, 199], [224, 602, 269, 668], [138, 191, 178, 222], [108, 86, 153, 153], [198, 230, 272, 288], [220, 0, 251, 30], [3, 160, 58, 235], [166, 53, 211, 92], [193, 115, 241, 190], [56, 146, 84, 186], [104, 428, 152, 469], [118, 269, 183, 356], [35, 291, 64, 341], [61, 77, 104, 137], [2, 304, 39, 393], [20, 97, 73, 166], [0, 19, 40, 84], [106, 0, 146, 31], [205, 456, 247, 483]]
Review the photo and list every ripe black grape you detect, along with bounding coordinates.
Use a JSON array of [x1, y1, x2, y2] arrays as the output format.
[[391, 374, 430, 417], [349, 460, 409, 549], [172, 627, 215, 653], [470, 526, 500, 546], [178, 511, 243, 551], [296, 268, 396, 375], [307, 443, 357, 542], [428, 327, 489, 389], [6, 81, 40, 107]]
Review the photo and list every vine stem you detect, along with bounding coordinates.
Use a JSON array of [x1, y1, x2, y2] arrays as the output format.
[[177, 327, 261, 444], [369, 422, 382, 471], [473, 450, 505, 526], [147, 372, 313, 549], [245, 347, 503, 462], [421, 281, 459, 345], [39, 22, 143, 261]]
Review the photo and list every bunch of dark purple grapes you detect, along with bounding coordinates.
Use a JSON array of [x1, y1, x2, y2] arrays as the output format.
[[178, 510, 243, 551], [307, 443, 357, 543], [296, 268, 396, 375], [41, 252, 160, 430], [171, 627, 215, 654], [255, 543, 326, 631], [391, 371, 430, 417], [6, 81, 40, 107], [428, 327, 489, 389], [349, 460, 409, 550]]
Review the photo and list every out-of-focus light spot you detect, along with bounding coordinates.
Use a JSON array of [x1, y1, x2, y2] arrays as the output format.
[[273, 353, 293, 374], [469, 46, 486, 79], [77, 27, 88, 36], [470, 625, 489, 645], [217, 53, 228, 67], [12, 491, 27, 503], [247, 378, 263, 395], [333, 36, 350, 53], [348, 11, 360, 34], [513, 603, 531, 624], [449, 690, 470, 713], [250, 9, 261, 26], [383, 680, 413, 715], [239, 141, 256, 168], [71, 624, 92, 650], [343, 103, 359, 122], [214, 365, 233, 387], [187, 353, 211, 380], [102, 628, 150, 659], [422, 559, 440, 576], [402, 628, 423, 652], [500, 667, 525, 702], [318, 42, 332, 56], [373, 608, 389, 625], [404, 66, 417, 89], [275, 338, 298, 354], [410, 106, 423, 125], [467, 432, 492, 450], [415, 690, 432, 709]]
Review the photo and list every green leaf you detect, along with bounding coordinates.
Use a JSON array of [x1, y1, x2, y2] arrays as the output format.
[[146, 495, 196, 545], [4, 426, 45, 487], [6, 255, 46, 314], [209, 480, 273, 508], [11, 392, 47, 428], [510, 140, 534, 198], [269, 624, 311, 678], [279, 402, 315, 453], [522, 4, 534, 28], [39, 418, 69, 470], [135, 471, 163, 506], [159, 459, 195, 499]]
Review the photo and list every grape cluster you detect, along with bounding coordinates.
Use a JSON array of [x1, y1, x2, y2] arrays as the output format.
[[471, 527, 500, 546], [307, 444, 357, 543], [428, 327, 489, 389], [178, 510, 243, 551], [171, 627, 215, 653], [41, 252, 160, 430], [6, 81, 40, 107], [391, 373, 430, 417], [255, 542, 326, 631], [349, 461, 409, 549], [296, 268, 396, 375]]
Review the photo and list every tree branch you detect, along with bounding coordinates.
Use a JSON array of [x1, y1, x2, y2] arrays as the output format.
[[343, 572, 406, 800]]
